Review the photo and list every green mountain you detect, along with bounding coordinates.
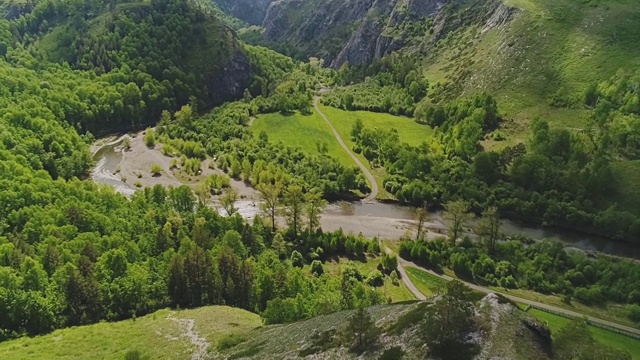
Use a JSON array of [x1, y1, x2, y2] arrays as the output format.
[[2, 0, 280, 135]]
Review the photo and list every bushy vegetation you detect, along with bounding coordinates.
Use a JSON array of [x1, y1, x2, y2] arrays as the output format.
[[324, 54, 428, 116], [581, 70, 640, 161], [157, 99, 367, 199]]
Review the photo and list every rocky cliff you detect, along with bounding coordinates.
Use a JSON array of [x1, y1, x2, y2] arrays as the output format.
[[213, 0, 275, 25], [259, 0, 518, 68]]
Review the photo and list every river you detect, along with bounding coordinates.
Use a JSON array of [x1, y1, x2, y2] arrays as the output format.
[[91, 139, 640, 260]]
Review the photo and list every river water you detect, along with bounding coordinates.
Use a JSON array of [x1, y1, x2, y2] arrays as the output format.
[[91, 140, 640, 259], [91, 138, 136, 196]]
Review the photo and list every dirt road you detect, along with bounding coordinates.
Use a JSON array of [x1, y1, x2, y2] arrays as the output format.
[[384, 248, 426, 301], [393, 253, 640, 337], [313, 97, 378, 202]]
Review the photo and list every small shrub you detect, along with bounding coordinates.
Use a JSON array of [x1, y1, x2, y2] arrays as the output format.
[[134, 181, 142, 188], [229, 341, 266, 359], [143, 128, 156, 148], [390, 270, 399, 286], [217, 334, 248, 351], [299, 327, 340, 356], [150, 164, 162, 177], [123, 137, 131, 150], [124, 350, 142, 360], [366, 270, 384, 287], [311, 260, 324, 276], [291, 250, 304, 268]]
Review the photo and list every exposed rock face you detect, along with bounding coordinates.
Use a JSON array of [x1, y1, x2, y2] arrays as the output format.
[[482, 2, 518, 33], [522, 318, 552, 345], [261, 0, 518, 68], [214, 0, 275, 25], [205, 49, 253, 106]]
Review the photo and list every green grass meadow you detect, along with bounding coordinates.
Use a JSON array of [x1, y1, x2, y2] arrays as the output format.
[[404, 266, 448, 297], [251, 111, 355, 167], [251, 106, 433, 200], [528, 308, 640, 359]]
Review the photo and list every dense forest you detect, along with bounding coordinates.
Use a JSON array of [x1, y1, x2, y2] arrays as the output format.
[[0, 0, 380, 340], [1, 0, 640, 355]]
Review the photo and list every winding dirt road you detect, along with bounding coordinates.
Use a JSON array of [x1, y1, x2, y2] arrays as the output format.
[[313, 97, 378, 202], [388, 250, 640, 337]]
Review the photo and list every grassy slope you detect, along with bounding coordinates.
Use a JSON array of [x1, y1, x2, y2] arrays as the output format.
[[0, 306, 261, 360], [222, 303, 419, 359], [424, 0, 640, 212], [528, 308, 640, 360], [426, 0, 640, 129], [405, 266, 449, 297]]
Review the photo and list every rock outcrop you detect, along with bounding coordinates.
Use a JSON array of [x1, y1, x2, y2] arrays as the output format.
[[205, 49, 253, 106]]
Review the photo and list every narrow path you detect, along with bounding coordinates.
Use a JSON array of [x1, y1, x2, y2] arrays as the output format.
[[384, 247, 426, 300], [313, 97, 378, 202], [391, 253, 640, 337], [168, 312, 210, 360]]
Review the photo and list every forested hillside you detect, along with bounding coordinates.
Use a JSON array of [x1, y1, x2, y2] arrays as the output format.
[[2, 0, 295, 134], [0, 0, 391, 342]]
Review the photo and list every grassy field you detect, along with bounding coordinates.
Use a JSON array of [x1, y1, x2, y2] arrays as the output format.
[[251, 111, 354, 167], [404, 266, 449, 297], [318, 105, 433, 200], [0, 306, 261, 360], [318, 105, 433, 147], [251, 106, 433, 200], [528, 308, 640, 359]]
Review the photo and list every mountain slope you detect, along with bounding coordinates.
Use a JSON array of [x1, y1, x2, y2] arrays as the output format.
[[425, 0, 640, 129], [213, 0, 274, 25], [249, 0, 640, 127]]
